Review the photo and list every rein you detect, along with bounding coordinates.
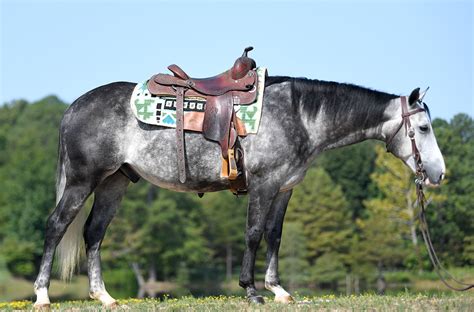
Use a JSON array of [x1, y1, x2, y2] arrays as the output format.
[[387, 96, 474, 291]]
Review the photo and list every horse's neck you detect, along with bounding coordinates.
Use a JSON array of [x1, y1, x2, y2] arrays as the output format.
[[294, 79, 398, 154], [313, 110, 387, 151]]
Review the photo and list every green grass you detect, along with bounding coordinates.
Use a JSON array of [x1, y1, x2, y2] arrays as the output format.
[[1, 293, 473, 311]]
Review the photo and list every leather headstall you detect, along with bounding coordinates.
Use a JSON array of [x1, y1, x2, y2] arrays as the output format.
[[386, 96, 426, 182]]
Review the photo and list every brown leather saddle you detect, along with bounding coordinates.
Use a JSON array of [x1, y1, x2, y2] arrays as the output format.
[[147, 47, 259, 194]]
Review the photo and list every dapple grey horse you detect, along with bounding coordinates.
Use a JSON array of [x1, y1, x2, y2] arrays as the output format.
[[33, 77, 445, 308]]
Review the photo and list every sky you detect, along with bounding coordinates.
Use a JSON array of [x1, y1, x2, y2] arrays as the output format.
[[1, 0, 472, 120]]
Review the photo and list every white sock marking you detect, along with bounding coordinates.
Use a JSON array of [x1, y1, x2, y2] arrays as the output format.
[[34, 287, 50, 305]]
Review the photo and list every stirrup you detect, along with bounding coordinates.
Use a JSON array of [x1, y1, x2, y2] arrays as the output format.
[[228, 148, 238, 180], [220, 148, 238, 180]]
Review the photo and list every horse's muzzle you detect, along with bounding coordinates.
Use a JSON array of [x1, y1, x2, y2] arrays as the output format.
[[424, 172, 445, 187]]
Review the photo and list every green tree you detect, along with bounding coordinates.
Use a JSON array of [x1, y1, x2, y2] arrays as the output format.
[[317, 141, 377, 220], [0, 100, 28, 166], [0, 96, 67, 278], [200, 192, 246, 280], [357, 144, 445, 277], [429, 114, 474, 265], [279, 221, 311, 290], [286, 166, 352, 287], [102, 182, 211, 290]]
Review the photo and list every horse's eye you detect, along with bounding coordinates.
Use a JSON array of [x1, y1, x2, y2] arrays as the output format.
[[419, 125, 430, 133]]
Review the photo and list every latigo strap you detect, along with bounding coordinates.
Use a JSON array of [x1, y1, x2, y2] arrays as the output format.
[[175, 87, 186, 183]]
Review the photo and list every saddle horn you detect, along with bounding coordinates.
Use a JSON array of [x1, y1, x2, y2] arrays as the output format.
[[242, 46, 254, 56], [231, 47, 257, 80]]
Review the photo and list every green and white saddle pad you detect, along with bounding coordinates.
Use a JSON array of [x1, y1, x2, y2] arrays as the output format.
[[130, 67, 266, 134]]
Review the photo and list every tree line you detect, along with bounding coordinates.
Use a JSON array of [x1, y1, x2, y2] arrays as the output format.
[[0, 96, 472, 296]]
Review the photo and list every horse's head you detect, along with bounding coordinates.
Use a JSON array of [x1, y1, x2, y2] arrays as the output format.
[[386, 88, 446, 186]]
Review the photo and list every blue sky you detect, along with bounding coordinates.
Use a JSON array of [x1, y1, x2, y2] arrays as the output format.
[[1, 0, 472, 120]]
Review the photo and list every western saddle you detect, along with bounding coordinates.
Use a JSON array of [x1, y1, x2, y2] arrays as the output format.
[[147, 47, 259, 194]]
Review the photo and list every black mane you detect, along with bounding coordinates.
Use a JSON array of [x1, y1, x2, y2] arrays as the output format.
[[266, 76, 399, 129]]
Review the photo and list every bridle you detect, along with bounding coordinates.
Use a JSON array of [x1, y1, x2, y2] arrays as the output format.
[[386, 96, 426, 181], [386, 96, 474, 291]]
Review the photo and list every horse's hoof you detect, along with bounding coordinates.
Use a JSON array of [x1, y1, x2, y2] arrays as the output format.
[[33, 303, 51, 311], [275, 295, 294, 303], [248, 295, 265, 304], [104, 301, 118, 309]]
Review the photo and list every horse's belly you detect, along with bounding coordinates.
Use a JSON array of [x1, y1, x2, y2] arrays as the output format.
[[124, 129, 230, 193], [131, 165, 229, 193], [127, 159, 230, 193]]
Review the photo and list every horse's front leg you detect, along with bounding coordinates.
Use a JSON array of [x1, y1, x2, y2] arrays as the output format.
[[239, 181, 280, 304], [264, 190, 294, 303]]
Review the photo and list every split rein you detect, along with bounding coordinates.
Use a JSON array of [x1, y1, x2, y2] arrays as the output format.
[[387, 96, 474, 291]]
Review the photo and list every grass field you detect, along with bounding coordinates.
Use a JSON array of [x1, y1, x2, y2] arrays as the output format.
[[2, 264, 474, 310], [1, 293, 473, 311]]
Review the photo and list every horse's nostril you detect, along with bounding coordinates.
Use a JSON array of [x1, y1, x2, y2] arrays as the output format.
[[440, 173, 445, 181]]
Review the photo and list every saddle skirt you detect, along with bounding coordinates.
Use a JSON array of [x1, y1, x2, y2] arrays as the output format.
[[130, 67, 267, 135]]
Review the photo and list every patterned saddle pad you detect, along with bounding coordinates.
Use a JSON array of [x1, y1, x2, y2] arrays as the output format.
[[130, 67, 266, 134]]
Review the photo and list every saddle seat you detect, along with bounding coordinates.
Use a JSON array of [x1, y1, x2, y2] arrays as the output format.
[[147, 47, 259, 194], [153, 47, 257, 96]]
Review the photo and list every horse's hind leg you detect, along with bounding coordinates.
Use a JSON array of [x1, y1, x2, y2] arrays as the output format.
[[264, 190, 294, 303], [84, 172, 129, 307], [34, 181, 95, 308]]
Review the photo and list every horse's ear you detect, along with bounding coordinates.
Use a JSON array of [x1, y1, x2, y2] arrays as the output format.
[[419, 87, 430, 102], [409, 88, 421, 106]]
